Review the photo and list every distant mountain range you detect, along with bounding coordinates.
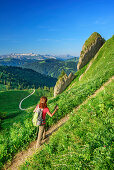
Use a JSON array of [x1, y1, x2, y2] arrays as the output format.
[[0, 53, 78, 61], [0, 53, 79, 78]]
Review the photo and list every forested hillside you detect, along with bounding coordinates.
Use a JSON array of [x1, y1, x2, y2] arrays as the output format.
[[0, 66, 57, 90], [23, 58, 78, 78], [0, 58, 36, 67]]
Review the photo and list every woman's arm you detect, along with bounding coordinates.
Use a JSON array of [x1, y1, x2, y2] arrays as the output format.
[[33, 108, 37, 112], [33, 105, 38, 112], [47, 106, 59, 117]]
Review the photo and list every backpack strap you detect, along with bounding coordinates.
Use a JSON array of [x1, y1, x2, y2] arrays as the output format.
[[38, 106, 44, 121]]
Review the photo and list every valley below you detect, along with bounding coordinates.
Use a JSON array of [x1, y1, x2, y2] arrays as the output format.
[[0, 34, 114, 170]]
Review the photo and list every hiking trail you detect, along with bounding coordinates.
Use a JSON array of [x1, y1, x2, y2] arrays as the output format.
[[5, 76, 114, 170], [19, 89, 35, 110]]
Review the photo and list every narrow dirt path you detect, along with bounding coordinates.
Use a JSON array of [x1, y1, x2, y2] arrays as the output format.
[[79, 53, 98, 81], [19, 89, 35, 110], [75, 76, 114, 111], [5, 115, 69, 170], [5, 76, 114, 170]]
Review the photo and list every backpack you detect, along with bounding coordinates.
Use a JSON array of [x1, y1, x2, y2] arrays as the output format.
[[32, 106, 44, 126]]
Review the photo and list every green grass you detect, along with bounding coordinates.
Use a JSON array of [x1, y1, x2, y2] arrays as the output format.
[[0, 84, 6, 91], [46, 35, 114, 128], [0, 36, 114, 169], [0, 89, 52, 168], [20, 80, 114, 170], [81, 35, 114, 83], [0, 90, 33, 113], [19, 35, 113, 169]]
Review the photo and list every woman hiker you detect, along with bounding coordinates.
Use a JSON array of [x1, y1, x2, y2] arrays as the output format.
[[33, 96, 59, 148]]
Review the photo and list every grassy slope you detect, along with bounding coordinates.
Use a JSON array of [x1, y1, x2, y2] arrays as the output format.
[[80, 35, 113, 82], [0, 67, 87, 169], [0, 89, 52, 168], [0, 89, 52, 126], [0, 36, 114, 168], [46, 35, 114, 128], [19, 36, 114, 169], [21, 80, 114, 170], [0, 90, 33, 113]]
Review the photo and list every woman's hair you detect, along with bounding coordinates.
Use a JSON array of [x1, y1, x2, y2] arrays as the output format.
[[39, 96, 47, 108]]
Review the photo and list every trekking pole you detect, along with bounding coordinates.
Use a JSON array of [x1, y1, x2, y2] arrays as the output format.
[[54, 104, 58, 121]]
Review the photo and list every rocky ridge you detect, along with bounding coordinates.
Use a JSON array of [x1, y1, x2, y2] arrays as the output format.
[[77, 32, 105, 70], [54, 72, 75, 97]]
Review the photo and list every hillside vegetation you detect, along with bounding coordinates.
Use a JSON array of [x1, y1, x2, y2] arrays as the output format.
[[0, 66, 57, 89], [21, 79, 114, 170], [0, 88, 53, 168], [20, 35, 114, 169], [0, 84, 6, 91], [23, 58, 78, 78], [0, 36, 114, 169], [0, 58, 36, 67]]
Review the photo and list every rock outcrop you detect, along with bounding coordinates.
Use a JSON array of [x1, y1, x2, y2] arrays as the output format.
[[77, 32, 105, 70], [54, 72, 75, 97]]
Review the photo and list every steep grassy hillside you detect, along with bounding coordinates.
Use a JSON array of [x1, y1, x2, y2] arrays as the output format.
[[20, 80, 113, 170], [80, 35, 113, 82], [0, 66, 57, 89], [46, 35, 114, 127], [23, 58, 78, 78], [0, 36, 113, 169], [19, 35, 113, 169]]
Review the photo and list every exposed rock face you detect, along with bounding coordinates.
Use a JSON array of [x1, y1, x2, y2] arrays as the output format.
[[54, 72, 75, 97], [77, 32, 105, 70]]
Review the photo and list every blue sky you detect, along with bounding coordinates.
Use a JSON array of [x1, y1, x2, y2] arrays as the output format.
[[0, 0, 114, 56]]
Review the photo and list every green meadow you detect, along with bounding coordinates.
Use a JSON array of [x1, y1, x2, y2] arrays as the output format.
[[0, 36, 114, 169], [0, 89, 52, 168], [20, 35, 114, 169], [20, 79, 114, 170]]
